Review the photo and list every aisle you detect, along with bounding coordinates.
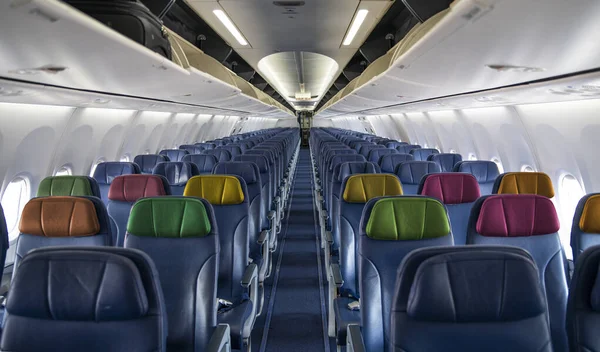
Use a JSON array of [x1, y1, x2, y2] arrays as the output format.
[[251, 148, 330, 352]]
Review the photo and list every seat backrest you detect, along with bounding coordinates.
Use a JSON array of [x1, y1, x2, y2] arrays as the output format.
[[493, 172, 555, 198], [571, 193, 600, 261], [159, 149, 189, 162], [359, 144, 386, 158], [107, 175, 171, 246], [427, 153, 462, 172], [379, 153, 414, 173], [195, 142, 216, 150], [134, 154, 169, 174], [395, 161, 441, 194], [92, 162, 141, 204], [358, 196, 454, 352], [392, 246, 551, 352], [396, 144, 421, 154], [182, 154, 218, 174], [338, 175, 403, 299], [219, 145, 242, 158], [184, 175, 249, 302], [15, 196, 113, 273], [467, 194, 568, 352], [567, 245, 600, 351], [179, 144, 203, 154], [37, 176, 101, 198], [1, 246, 167, 352], [234, 155, 270, 230], [367, 148, 398, 164], [125, 197, 218, 351], [0, 205, 8, 279], [385, 141, 406, 149], [203, 149, 232, 162], [453, 161, 499, 195], [409, 148, 440, 161], [418, 173, 480, 245], [152, 162, 199, 195]]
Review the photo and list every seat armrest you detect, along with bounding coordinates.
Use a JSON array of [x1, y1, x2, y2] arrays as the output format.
[[267, 211, 276, 221], [241, 263, 258, 288], [324, 231, 333, 245], [206, 324, 231, 352], [346, 324, 366, 352], [330, 263, 344, 288], [258, 230, 269, 245]]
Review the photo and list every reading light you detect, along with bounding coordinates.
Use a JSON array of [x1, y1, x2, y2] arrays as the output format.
[[213, 9, 248, 46], [343, 9, 369, 46]]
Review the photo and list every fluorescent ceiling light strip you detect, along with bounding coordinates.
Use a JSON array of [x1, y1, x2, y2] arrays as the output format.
[[343, 9, 369, 46], [213, 9, 248, 46]]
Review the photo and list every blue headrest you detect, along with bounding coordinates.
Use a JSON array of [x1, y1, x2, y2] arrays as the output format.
[[93, 162, 140, 184], [152, 162, 199, 185], [133, 154, 169, 174], [396, 161, 441, 184], [245, 149, 273, 164], [453, 161, 500, 183], [397, 144, 421, 154], [379, 154, 414, 173], [330, 154, 366, 171], [428, 153, 463, 172], [386, 141, 407, 149], [234, 155, 269, 173], [219, 146, 242, 157], [179, 144, 203, 154], [8, 247, 153, 321], [339, 162, 380, 182], [202, 149, 232, 162], [368, 148, 398, 163], [159, 149, 189, 162], [182, 154, 218, 173], [410, 148, 440, 161], [195, 142, 216, 150], [213, 162, 259, 185]]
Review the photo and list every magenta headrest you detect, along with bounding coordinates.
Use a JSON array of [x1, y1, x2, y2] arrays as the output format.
[[420, 173, 480, 204], [476, 195, 560, 237]]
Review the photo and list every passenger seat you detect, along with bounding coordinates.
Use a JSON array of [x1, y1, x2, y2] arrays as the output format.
[[571, 193, 600, 261], [453, 160, 499, 195], [133, 154, 169, 174], [92, 161, 140, 204], [395, 161, 441, 194], [152, 161, 199, 195]]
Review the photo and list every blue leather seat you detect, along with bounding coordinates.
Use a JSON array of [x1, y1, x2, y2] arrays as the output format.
[[396, 144, 421, 154], [182, 154, 218, 175], [107, 175, 171, 247], [183, 175, 258, 350], [378, 154, 414, 173], [1, 246, 167, 352], [388, 246, 551, 352], [428, 152, 462, 172], [567, 245, 600, 351], [134, 154, 169, 174], [410, 148, 440, 161], [125, 197, 228, 351], [203, 149, 233, 162], [453, 161, 499, 195], [245, 149, 278, 211], [395, 161, 441, 194], [152, 161, 199, 195], [571, 193, 600, 261], [219, 145, 242, 158], [367, 148, 397, 164], [385, 141, 406, 149], [159, 148, 189, 162], [467, 194, 569, 352], [0, 205, 8, 279], [418, 173, 481, 245], [195, 142, 216, 150], [326, 155, 368, 219], [14, 196, 113, 275], [92, 162, 140, 204], [359, 145, 386, 159], [357, 196, 454, 352], [179, 144, 204, 154]]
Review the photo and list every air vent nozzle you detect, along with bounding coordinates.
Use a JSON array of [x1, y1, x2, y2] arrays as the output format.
[[273, 1, 305, 7]]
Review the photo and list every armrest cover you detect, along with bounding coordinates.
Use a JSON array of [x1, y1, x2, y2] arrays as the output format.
[[347, 324, 366, 352], [331, 263, 344, 288], [206, 324, 231, 352]]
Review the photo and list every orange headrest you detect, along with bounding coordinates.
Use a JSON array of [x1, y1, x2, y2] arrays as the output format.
[[19, 197, 100, 237]]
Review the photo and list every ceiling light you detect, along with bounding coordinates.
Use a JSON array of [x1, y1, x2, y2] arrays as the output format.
[[213, 9, 248, 46], [343, 9, 369, 46]]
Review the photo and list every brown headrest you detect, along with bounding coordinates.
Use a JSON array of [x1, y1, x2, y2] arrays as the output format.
[[19, 197, 100, 237]]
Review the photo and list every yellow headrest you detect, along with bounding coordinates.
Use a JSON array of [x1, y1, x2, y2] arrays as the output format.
[[580, 195, 600, 233], [183, 175, 244, 205], [342, 174, 403, 203], [496, 172, 554, 198]]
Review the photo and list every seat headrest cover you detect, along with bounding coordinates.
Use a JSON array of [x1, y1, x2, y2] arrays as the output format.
[[152, 162, 198, 185], [108, 175, 169, 202], [213, 162, 259, 185], [234, 155, 268, 173], [8, 249, 148, 321], [339, 162, 380, 182], [407, 250, 545, 321], [496, 172, 555, 198], [127, 197, 211, 237], [92, 162, 139, 184], [182, 154, 218, 172], [476, 195, 560, 237], [365, 197, 449, 240], [420, 173, 480, 204], [37, 176, 95, 197], [133, 154, 169, 173], [19, 197, 100, 237], [396, 161, 441, 184], [579, 194, 600, 233], [184, 175, 245, 205], [343, 174, 402, 203], [453, 161, 499, 183]]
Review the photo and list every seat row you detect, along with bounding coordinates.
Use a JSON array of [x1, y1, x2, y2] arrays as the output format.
[[0, 127, 300, 351]]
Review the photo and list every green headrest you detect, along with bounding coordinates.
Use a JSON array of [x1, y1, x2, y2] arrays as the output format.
[[37, 176, 94, 197], [127, 198, 211, 238], [366, 197, 450, 240]]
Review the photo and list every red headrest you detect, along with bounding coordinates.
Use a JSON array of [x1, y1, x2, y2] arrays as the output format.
[[108, 175, 167, 202], [476, 195, 560, 237], [420, 173, 480, 204]]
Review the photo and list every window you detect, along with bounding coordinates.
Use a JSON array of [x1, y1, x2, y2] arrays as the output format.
[[1, 177, 30, 242], [54, 165, 72, 176], [468, 153, 478, 160], [120, 154, 130, 162], [89, 158, 105, 177], [491, 157, 504, 174], [559, 174, 586, 259], [521, 165, 535, 172]]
